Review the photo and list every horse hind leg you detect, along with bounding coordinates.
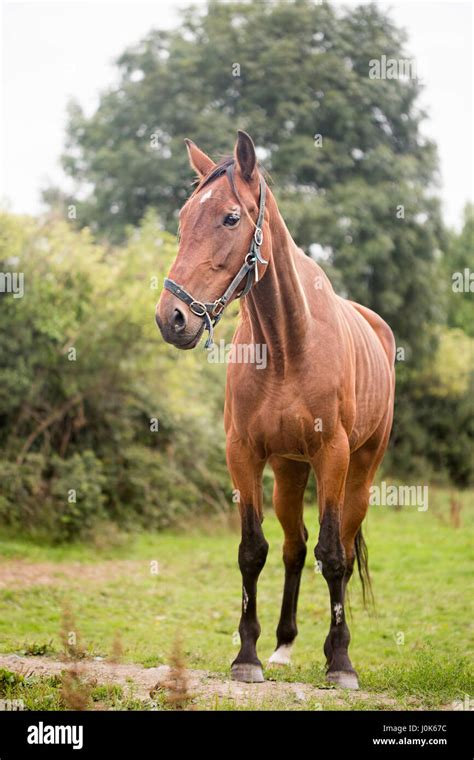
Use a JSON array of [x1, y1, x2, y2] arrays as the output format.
[[317, 467, 368, 691], [268, 457, 310, 667], [341, 409, 393, 604], [327, 413, 393, 686], [316, 508, 358, 689]]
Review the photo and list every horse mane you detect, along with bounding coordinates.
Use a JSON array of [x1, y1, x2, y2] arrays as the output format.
[[191, 155, 271, 198], [191, 156, 235, 196]]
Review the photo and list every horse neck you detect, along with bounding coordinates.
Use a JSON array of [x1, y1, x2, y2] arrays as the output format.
[[241, 191, 311, 373]]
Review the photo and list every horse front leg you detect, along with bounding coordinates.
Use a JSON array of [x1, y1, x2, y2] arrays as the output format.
[[268, 456, 310, 667], [227, 439, 268, 683], [312, 426, 358, 689]]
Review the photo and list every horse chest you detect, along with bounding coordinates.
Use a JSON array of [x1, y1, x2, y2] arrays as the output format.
[[229, 391, 328, 459], [266, 420, 322, 459]]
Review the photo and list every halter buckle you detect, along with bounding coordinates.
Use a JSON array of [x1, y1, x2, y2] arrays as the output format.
[[189, 300, 208, 318], [254, 226, 263, 246], [211, 299, 226, 317]]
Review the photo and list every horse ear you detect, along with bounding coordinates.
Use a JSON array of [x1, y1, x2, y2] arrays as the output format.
[[184, 139, 215, 179], [235, 130, 257, 182]]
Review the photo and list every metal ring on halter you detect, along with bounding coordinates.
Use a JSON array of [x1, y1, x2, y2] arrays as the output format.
[[189, 300, 207, 317], [254, 227, 263, 246], [245, 252, 256, 266]]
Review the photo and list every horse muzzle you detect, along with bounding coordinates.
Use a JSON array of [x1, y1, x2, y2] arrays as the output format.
[[155, 299, 205, 350]]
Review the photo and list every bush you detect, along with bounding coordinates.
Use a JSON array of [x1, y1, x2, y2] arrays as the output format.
[[0, 211, 231, 541]]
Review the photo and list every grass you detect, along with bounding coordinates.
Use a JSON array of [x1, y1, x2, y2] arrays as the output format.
[[0, 668, 154, 711], [0, 486, 472, 710]]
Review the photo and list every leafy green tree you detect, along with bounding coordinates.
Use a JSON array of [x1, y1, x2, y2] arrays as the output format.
[[444, 204, 474, 337], [53, 0, 444, 359]]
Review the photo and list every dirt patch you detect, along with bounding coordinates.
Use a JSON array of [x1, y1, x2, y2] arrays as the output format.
[[0, 560, 145, 589], [0, 653, 401, 709]]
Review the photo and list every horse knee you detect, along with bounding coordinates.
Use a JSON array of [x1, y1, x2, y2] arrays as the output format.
[[238, 508, 269, 577], [283, 539, 307, 574], [315, 509, 346, 581], [238, 536, 268, 577]]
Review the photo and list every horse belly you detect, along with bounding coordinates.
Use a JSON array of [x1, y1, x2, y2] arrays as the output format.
[[350, 334, 394, 450]]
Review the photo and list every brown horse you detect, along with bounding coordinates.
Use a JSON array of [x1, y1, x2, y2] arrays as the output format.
[[156, 131, 395, 689]]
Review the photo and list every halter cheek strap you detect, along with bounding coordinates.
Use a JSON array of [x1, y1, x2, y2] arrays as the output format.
[[164, 164, 267, 349]]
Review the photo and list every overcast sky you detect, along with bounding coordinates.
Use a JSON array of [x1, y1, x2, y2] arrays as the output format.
[[0, 0, 472, 230]]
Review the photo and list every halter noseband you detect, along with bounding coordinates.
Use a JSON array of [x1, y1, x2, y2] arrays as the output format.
[[164, 163, 267, 349]]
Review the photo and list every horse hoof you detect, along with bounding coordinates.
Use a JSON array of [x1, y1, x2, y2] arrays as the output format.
[[231, 663, 265, 683], [268, 644, 292, 666], [327, 671, 359, 690]]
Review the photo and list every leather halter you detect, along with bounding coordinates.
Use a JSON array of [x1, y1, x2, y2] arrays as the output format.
[[164, 163, 267, 348]]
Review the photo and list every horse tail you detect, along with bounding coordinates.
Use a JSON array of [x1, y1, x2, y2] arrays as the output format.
[[354, 527, 374, 609]]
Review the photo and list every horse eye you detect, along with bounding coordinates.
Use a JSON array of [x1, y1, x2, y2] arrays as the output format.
[[223, 213, 240, 227]]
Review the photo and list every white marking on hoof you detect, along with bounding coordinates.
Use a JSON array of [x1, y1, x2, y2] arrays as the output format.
[[268, 644, 293, 666], [199, 189, 213, 204], [231, 663, 264, 683], [327, 670, 359, 690]]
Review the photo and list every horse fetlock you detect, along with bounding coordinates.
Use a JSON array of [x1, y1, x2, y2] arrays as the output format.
[[239, 619, 261, 643], [327, 646, 354, 672], [276, 619, 297, 647], [327, 620, 350, 647]]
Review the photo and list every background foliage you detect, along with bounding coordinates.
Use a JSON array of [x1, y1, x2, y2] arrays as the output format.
[[2, 0, 472, 540], [0, 211, 232, 540]]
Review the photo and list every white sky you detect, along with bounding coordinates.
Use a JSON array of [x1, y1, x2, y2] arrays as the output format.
[[0, 0, 472, 230]]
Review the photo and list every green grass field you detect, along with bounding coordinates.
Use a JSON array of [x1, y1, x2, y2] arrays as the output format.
[[0, 486, 472, 710]]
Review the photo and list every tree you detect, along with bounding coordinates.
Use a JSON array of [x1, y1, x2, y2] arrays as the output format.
[[444, 204, 474, 337], [53, 0, 444, 360]]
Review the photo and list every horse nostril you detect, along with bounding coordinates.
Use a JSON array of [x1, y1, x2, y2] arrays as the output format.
[[172, 308, 186, 333]]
